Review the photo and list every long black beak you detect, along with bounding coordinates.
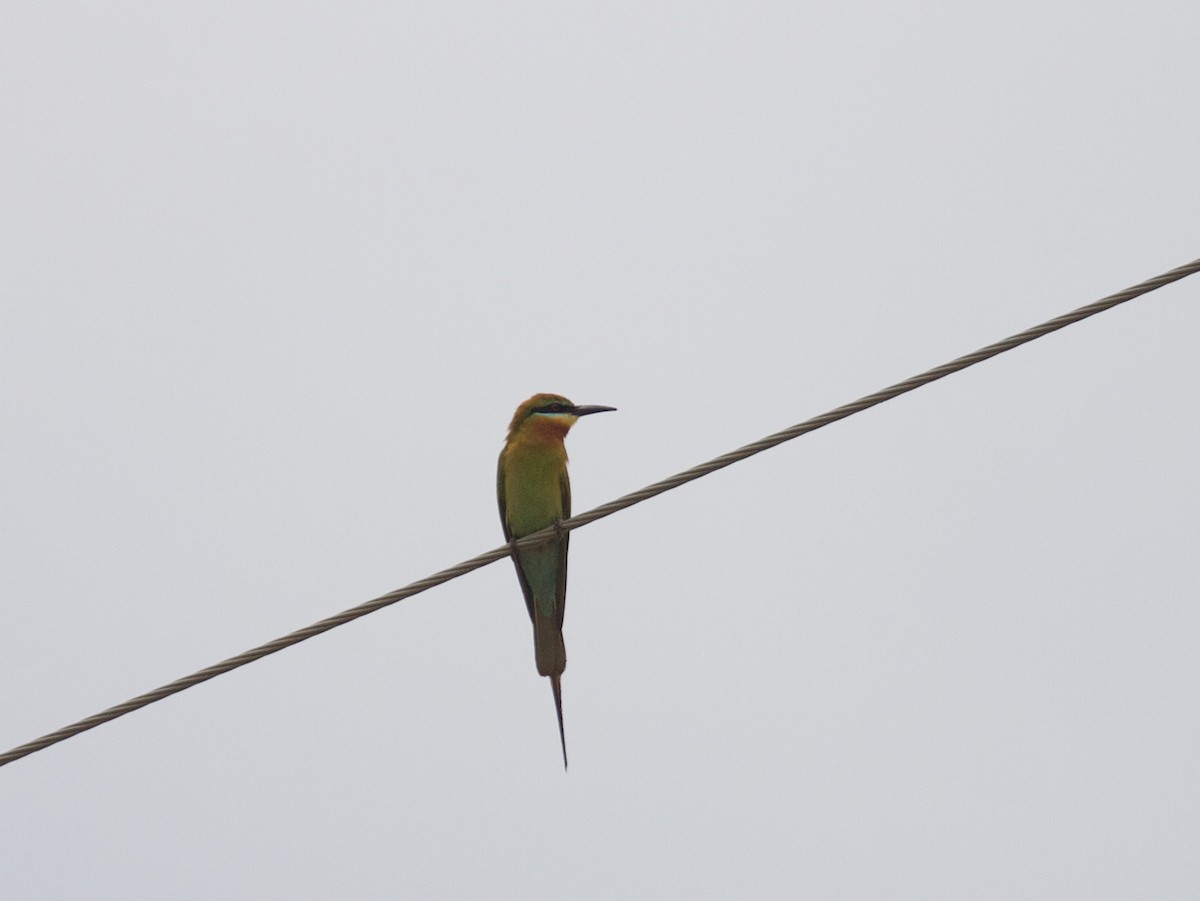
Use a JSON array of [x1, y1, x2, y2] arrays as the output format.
[[572, 404, 617, 416]]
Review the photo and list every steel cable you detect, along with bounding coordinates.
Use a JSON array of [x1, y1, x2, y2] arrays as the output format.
[[2, 254, 1197, 768]]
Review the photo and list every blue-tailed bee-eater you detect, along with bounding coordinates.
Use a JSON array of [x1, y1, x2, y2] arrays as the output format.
[[497, 393, 615, 769]]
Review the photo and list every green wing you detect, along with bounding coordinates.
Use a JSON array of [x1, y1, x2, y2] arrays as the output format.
[[555, 467, 571, 628]]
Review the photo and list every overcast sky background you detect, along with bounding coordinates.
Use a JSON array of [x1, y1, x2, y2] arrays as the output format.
[[3, 4, 1199, 899]]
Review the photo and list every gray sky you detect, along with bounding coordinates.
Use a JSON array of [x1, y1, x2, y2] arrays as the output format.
[[3, 4, 1199, 899]]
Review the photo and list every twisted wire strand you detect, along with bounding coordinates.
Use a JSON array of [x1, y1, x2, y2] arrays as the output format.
[[2, 255, 1197, 769]]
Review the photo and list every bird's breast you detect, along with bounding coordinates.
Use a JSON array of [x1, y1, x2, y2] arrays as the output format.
[[502, 442, 568, 537]]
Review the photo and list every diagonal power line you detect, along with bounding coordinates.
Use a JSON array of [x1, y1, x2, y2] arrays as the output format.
[[2, 254, 1198, 769]]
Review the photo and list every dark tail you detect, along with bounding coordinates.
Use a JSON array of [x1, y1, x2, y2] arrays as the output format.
[[550, 674, 567, 770], [534, 614, 566, 677]]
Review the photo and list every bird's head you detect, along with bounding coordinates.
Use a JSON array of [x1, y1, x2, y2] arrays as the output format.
[[506, 393, 617, 439]]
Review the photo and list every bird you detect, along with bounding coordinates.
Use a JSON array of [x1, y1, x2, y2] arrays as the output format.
[[497, 393, 615, 769]]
